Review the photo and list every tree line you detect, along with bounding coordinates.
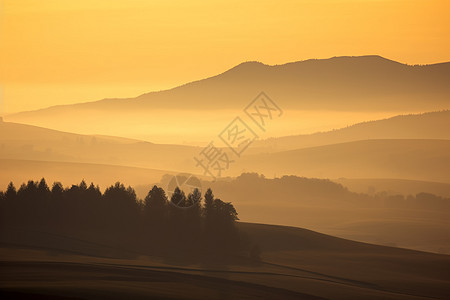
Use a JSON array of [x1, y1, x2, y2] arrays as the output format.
[[0, 179, 243, 258]]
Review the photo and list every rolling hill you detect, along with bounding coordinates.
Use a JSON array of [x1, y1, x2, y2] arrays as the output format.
[[335, 178, 450, 198], [252, 110, 450, 152], [0, 159, 174, 194], [1, 222, 450, 300], [235, 139, 450, 183], [2, 120, 450, 185], [0, 121, 200, 172], [206, 174, 450, 254]]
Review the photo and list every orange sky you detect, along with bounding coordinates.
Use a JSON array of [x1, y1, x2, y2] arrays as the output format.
[[1, 0, 449, 114]]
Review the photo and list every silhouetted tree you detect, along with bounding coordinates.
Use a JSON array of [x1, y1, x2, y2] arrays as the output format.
[[213, 198, 239, 224], [86, 183, 101, 201], [185, 188, 202, 242], [17, 180, 38, 203], [202, 187, 239, 250], [5, 182, 16, 202], [51, 182, 64, 199], [37, 178, 50, 198], [103, 182, 139, 233], [16, 180, 40, 226], [84, 182, 102, 228], [170, 187, 186, 207], [0, 179, 245, 259], [46, 181, 64, 227], [168, 187, 186, 241], [186, 188, 202, 212], [203, 188, 214, 225], [79, 180, 87, 191], [144, 185, 168, 233], [145, 186, 168, 217], [34, 178, 51, 225]]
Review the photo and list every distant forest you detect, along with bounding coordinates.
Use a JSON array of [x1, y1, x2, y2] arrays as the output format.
[[0, 179, 250, 260], [214, 173, 450, 210]]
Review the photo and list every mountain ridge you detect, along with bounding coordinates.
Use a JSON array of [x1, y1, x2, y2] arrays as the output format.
[[6, 55, 450, 117]]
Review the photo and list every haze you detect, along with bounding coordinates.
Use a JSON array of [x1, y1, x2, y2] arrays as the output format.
[[1, 1, 450, 299]]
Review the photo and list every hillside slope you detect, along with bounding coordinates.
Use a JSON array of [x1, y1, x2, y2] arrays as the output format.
[[1, 222, 449, 300], [236, 139, 450, 183], [207, 174, 450, 254], [0, 121, 199, 172], [7, 56, 450, 114], [253, 110, 450, 151]]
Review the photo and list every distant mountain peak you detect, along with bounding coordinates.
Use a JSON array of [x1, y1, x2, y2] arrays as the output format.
[[221, 56, 406, 77], [223, 61, 267, 74], [234, 60, 266, 67], [6, 55, 450, 117], [329, 55, 403, 64], [332, 55, 390, 60]]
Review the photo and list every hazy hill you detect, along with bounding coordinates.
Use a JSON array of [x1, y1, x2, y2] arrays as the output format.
[[4, 56, 450, 142], [252, 110, 450, 151], [206, 174, 450, 254], [335, 178, 450, 198], [0, 120, 138, 144], [0, 159, 175, 193], [2, 121, 450, 185], [235, 139, 450, 183], [0, 121, 200, 172], [7, 56, 450, 114]]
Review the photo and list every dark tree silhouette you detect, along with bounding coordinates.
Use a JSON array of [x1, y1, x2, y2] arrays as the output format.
[[103, 182, 139, 233], [5, 181, 16, 202], [202, 188, 239, 250], [51, 182, 64, 199], [0, 179, 242, 260], [186, 188, 202, 209], [185, 188, 202, 243], [144, 185, 168, 218], [170, 187, 186, 207], [213, 198, 239, 224], [144, 185, 168, 234], [37, 178, 50, 199], [203, 188, 214, 223], [167, 187, 187, 244]]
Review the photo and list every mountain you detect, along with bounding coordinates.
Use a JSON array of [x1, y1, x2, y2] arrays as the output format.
[[4, 56, 450, 142], [252, 110, 450, 151], [7, 56, 450, 113]]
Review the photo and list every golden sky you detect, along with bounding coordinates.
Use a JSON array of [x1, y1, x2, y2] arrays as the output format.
[[1, 0, 449, 114]]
